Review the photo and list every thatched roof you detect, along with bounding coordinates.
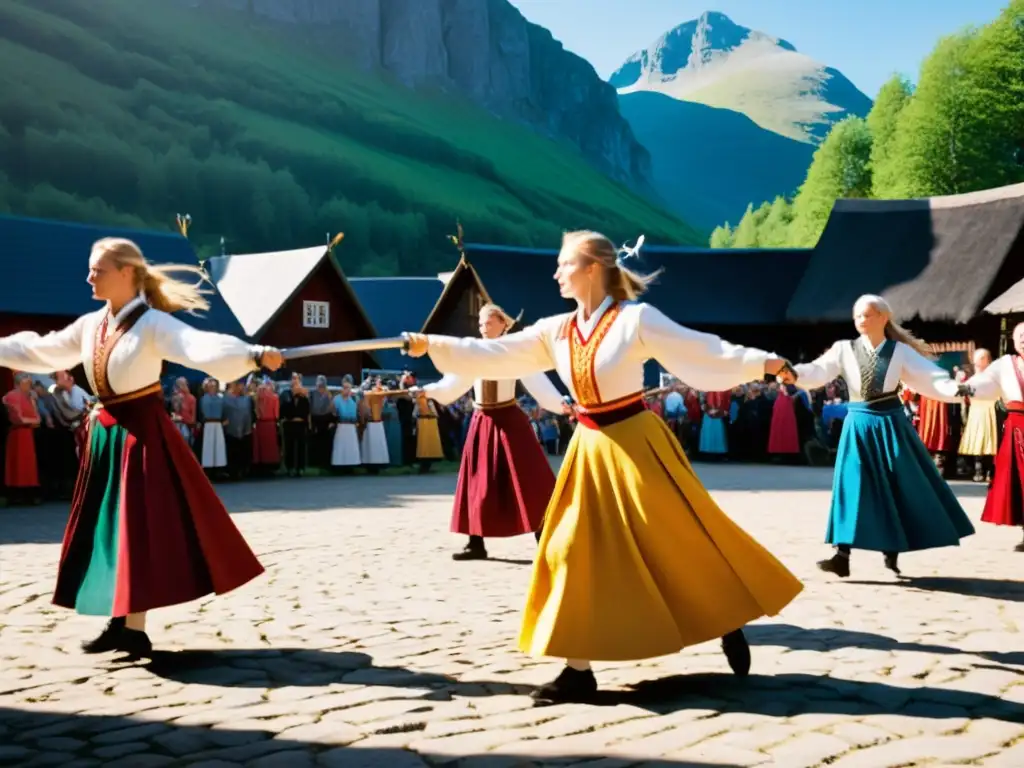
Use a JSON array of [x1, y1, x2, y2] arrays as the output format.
[[463, 243, 812, 326], [984, 276, 1024, 315], [787, 182, 1024, 323]]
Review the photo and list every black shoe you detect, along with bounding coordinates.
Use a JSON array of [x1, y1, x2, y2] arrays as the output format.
[[722, 629, 751, 677], [118, 628, 154, 658], [817, 552, 850, 578], [1014, 541, 1024, 553], [884, 552, 901, 575], [530, 666, 598, 704], [81, 617, 127, 653], [452, 546, 487, 561]]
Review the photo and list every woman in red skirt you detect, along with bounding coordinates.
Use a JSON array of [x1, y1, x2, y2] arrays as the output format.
[[767, 383, 802, 459], [0, 237, 283, 656], [419, 304, 566, 561], [964, 322, 1024, 551], [3, 372, 41, 503]]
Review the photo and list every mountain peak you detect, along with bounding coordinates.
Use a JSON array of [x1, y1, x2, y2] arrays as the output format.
[[609, 12, 869, 144]]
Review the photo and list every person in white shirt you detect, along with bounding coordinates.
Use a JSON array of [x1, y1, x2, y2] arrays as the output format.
[[404, 230, 803, 703]]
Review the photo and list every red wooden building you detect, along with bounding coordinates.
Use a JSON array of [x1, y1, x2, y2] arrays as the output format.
[[205, 245, 380, 380]]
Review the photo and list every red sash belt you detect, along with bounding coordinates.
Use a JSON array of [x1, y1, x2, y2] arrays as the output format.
[[575, 393, 647, 430]]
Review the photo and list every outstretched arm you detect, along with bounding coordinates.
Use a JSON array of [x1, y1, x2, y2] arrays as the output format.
[[419, 373, 473, 407], [637, 304, 775, 393], [521, 372, 567, 414], [423, 320, 557, 381], [792, 342, 844, 391], [963, 358, 1006, 402], [0, 317, 87, 374], [900, 346, 970, 404], [151, 312, 265, 384]]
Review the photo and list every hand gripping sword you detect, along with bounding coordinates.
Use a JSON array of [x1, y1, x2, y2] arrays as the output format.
[[280, 334, 412, 361]]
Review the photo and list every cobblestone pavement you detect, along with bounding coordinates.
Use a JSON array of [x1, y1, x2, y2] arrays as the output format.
[[1, 461, 1023, 767]]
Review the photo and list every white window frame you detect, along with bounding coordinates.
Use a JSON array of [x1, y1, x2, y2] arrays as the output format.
[[302, 300, 330, 329]]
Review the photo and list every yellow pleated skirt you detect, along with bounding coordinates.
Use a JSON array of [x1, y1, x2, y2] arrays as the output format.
[[519, 410, 804, 662], [416, 417, 444, 459], [959, 401, 999, 456]]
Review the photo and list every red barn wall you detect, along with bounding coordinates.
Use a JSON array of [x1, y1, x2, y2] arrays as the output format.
[[258, 261, 375, 379]]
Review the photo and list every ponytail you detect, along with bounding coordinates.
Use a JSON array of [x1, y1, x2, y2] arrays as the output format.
[[607, 263, 660, 302], [885, 320, 934, 359], [140, 264, 211, 314]]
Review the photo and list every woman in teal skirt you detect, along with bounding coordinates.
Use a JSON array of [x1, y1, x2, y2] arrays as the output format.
[[793, 295, 974, 577]]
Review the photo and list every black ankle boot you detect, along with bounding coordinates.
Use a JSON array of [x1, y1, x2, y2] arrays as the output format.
[[531, 666, 598, 704], [119, 628, 154, 658], [883, 552, 901, 575], [817, 551, 850, 578], [81, 617, 127, 653], [452, 537, 487, 561], [722, 628, 751, 676]]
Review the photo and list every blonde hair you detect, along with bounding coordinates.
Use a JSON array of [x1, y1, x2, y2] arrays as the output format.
[[854, 294, 933, 358], [478, 303, 520, 334], [93, 238, 211, 314], [562, 230, 661, 302]]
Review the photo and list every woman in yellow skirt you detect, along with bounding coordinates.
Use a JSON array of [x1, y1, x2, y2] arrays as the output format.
[[405, 231, 804, 703], [958, 348, 1000, 483], [414, 390, 445, 473]]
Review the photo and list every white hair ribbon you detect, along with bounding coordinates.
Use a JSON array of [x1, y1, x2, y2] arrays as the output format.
[[616, 234, 645, 268]]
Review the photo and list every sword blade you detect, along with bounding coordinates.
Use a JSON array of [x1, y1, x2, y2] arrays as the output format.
[[282, 335, 409, 361]]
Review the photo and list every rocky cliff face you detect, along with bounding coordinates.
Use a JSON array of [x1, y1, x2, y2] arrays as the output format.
[[176, 0, 652, 188]]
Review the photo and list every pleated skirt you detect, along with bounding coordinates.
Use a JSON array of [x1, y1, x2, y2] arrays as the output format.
[[53, 392, 264, 616], [982, 407, 1023, 526], [416, 416, 444, 460], [827, 399, 975, 552], [519, 409, 803, 662]]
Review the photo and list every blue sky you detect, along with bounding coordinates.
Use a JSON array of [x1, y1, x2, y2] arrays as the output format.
[[507, 0, 1009, 98]]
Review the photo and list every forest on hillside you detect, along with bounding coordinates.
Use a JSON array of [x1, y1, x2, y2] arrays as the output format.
[[0, 0, 700, 276], [711, 0, 1024, 249]]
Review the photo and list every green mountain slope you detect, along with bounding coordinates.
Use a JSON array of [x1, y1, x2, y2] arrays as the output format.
[[618, 92, 814, 230], [0, 0, 701, 275]]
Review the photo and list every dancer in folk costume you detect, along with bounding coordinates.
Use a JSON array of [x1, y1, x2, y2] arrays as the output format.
[[330, 375, 361, 470], [793, 295, 974, 578], [3, 372, 41, 502], [413, 390, 444, 473], [405, 231, 803, 702], [963, 323, 1024, 551], [959, 348, 1000, 484], [0, 238, 283, 656], [360, 380, 390, 471], [416, 303, 564, 561]]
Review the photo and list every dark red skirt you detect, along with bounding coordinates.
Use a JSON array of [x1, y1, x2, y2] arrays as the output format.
[[981, 408, 1024, 527], [252, 419, 280, 465], [53, 392, 265, 616], [768, 396, 800, 454], [451, 404, 555, 537], [4, 425, 39, 488], [917, 397, 950, 452]]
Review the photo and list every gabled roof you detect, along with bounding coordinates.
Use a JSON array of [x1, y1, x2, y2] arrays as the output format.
[[419, 255, 495, 332], [349, 277, 443, 376], [0, 213, 245, 337], [461, 243, 812, 325], [787, 183, 1024, 323], [204, 246, 328, 338], [984, 276, 1024, 315]]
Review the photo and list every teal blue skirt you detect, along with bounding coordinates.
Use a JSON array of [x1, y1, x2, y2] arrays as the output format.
[[827, 398, 974, 552]]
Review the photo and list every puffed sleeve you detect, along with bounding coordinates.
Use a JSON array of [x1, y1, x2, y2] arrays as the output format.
[[0, 316, 87, 373], [637, 304, 770, 392], [420, 373, 473, 406], [898, 344, 964, 403], [964, 357, 1006, 402], [521, 372, 566, 414], [150, 311, 261, 384], [426, 318, 558, 381], [793, 341, 844, 391]]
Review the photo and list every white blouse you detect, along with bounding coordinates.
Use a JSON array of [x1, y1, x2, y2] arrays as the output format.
[[793, 338, 963, 403], [425, 299, 771, 408], [966, 355, 1024, 403], [0, 296, 263, 396], [422, 373, 566, 414]]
